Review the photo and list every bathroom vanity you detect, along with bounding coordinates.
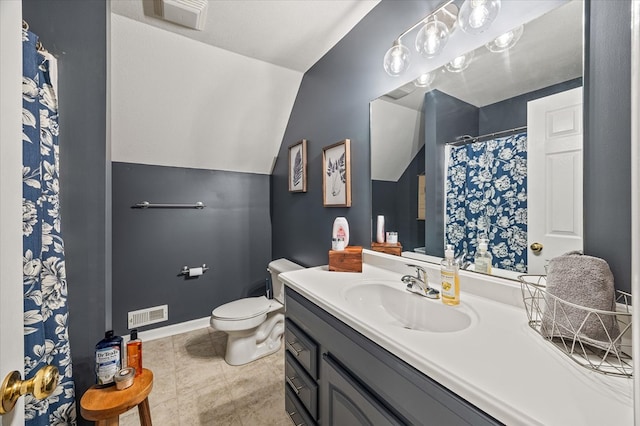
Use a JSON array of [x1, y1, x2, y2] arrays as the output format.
[[280, 250, 633, 425]]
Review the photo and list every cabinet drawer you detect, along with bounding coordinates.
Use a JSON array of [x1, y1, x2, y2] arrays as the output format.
[[285, 384, 317, 426], [285, 319, 318, 379], [285, 351, 318, 420]]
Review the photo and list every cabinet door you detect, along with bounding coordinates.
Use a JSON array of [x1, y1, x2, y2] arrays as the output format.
[[321, 354, 404, 426]]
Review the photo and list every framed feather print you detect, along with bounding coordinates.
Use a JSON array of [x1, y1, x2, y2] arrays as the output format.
[[322, 139, 351, 207], [288, 139, 307, 192]]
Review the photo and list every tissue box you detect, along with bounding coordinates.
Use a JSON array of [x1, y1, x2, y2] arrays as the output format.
[[328, 246, 363, 272], [371, 242, 402, 256]]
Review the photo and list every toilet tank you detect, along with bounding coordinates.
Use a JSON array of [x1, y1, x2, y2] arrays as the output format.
[[268, 258, 304, 303]]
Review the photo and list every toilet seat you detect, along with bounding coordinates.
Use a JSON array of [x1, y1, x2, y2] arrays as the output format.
[[212, 296, 271, 321]]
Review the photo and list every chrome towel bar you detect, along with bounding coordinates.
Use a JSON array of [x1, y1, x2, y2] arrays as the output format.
[[132, 201, 205, 209]]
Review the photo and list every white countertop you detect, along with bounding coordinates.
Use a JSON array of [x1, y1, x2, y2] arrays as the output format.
[[280, 253, 634, 425]]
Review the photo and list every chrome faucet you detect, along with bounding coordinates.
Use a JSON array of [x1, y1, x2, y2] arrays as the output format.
[[401, 264, 440, 299], [455, 249, 471, 270]]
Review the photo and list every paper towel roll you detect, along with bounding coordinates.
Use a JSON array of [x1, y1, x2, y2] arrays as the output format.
[[188, 267, 203, 277]]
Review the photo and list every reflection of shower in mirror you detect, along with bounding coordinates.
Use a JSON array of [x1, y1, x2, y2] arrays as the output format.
[[370, 1, 584, 281]]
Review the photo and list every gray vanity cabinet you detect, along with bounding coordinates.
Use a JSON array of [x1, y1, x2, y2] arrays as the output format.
[[284, 317, 320, 424], [284, 288, 503, 426], [322, 353, 404, 425]]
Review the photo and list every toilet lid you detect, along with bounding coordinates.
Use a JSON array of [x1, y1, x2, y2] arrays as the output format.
[[212, 296, 271, 320]]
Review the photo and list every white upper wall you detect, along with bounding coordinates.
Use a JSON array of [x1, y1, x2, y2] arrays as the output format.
[[110, 14, 303, 174], [370, 98, 423, 182]]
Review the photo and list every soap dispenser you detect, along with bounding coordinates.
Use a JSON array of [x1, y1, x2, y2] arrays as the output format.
[[441, 245, 460, 306], [474, 238, 493, 275], [332, 217, 350, 248], [127, 329, 143, 377]]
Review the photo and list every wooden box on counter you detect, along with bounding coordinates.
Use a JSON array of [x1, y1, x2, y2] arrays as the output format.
[[328, 246, 363, 272], [371, 242, 402, 256]]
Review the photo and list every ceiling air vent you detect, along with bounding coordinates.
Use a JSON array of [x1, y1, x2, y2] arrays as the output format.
[[383, 83, 416, 100], [154, 0, 208, 31]]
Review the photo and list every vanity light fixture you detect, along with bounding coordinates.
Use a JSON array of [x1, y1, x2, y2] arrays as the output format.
[[414, 71, 436, 88], [458, 0, 501, 35], [485, 25, 524, 52], [415, 5, 457, 59], [383, 41, 411, 77], [383, 1, 458, 77], [415, 19, 450, 58], [445, 51, 474, 73]]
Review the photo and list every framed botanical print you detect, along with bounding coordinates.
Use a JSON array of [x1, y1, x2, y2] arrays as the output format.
[[322, 139, 351, 207], [288, 139, 307, 192]]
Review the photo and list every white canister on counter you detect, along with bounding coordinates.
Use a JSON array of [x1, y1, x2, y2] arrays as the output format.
[[386, 232, 398, 244], [332, 217, 350, 248]]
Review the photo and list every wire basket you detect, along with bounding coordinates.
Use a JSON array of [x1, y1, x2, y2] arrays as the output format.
[[519, 275, 633, 378]]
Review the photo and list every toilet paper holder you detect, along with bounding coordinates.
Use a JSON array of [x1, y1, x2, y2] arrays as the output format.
[[180, 264, 209, 277]]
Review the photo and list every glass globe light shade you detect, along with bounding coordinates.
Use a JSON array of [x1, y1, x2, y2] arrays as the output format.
[[383, 42, 410, 76], [414, 72, 436, 88], [458, 0, 501, 35], [415, 20, 450, 58], [485, 25, 524, 52], [445, 51, 475, 73]]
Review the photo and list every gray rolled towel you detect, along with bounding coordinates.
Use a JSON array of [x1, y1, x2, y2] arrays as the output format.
[[542, 251, 620, 351]]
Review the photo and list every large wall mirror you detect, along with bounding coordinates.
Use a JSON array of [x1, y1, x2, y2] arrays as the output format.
[[370, 0, 583, 280]]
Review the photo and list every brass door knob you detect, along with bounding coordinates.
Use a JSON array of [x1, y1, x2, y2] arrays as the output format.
[[530, 242, 544, 254], [1, 365, 59, 415]]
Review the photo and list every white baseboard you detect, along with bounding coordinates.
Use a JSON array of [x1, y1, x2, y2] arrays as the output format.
[[122, 316, 211, 342]]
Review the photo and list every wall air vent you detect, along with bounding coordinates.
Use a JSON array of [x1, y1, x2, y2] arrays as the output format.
[[128, 305, 168, 328], [154, 0, 208, 31]]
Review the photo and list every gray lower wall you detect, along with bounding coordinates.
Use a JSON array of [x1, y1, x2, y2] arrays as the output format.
[[22, 0, 108, 422], [584, 0, 631, 293], [371, 180, 398, 236], [372, 145, 426, 253], [275, 0, 632, 293], [396, 144, 426, 252], [272, 0, 442, 267], [112, 162, 272, 334], [478, 78, 583, 134]]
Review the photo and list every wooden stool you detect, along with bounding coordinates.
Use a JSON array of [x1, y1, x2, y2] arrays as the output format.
[[80, 368, 154, 426]]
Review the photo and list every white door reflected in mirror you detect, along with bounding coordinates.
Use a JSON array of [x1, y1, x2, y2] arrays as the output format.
[[527, 87, 584, 274]]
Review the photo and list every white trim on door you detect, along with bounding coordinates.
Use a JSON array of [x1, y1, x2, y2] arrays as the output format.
[[0, 1, 26, 425]]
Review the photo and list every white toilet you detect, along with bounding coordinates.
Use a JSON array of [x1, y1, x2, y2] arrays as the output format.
[[210, 258, 303, 365]]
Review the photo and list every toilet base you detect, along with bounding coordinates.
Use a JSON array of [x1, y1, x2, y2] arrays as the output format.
[[224, 312, 284, 366], [225, 334, 282, 366]]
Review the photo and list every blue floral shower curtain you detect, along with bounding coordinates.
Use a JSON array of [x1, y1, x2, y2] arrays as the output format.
[[22, 28, 76, 425], [445, 133, 528, 272]]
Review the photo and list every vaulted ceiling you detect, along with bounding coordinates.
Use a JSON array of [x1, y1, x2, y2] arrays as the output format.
[[109, 1, 380, 174], [111, 0, 381, 73]]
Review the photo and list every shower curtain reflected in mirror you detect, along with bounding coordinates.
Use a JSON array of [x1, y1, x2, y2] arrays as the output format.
[[445, 133, 528, 273], [22, 27, 76, 425]]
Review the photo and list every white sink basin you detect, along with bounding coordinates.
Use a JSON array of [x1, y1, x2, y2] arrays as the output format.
[[344, 282, 475, 333]]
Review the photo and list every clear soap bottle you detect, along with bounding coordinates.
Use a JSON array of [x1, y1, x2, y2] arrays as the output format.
[[126, 329, 143, 377], [441, 245, 460, 306], [474, 239, 493, 275]]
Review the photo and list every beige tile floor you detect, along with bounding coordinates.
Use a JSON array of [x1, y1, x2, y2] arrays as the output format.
[[119, 327, 291, 426]]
